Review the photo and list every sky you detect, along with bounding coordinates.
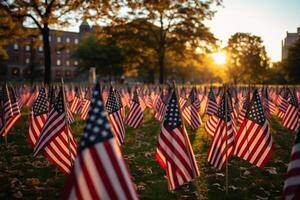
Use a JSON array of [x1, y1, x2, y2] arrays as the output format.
[[67, 0, 299, 61], [207, 0, 300, 61]]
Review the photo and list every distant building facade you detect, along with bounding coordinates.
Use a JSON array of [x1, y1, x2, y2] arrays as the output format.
[[282, 27, 300, 60], [2, 21, 95, 82]]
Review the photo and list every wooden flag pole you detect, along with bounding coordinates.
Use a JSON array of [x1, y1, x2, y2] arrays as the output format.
[[61, 78, 73, 167], [3, 84, 8, 147], [224, 84, 229, 194], [173, 81, 202, 200]]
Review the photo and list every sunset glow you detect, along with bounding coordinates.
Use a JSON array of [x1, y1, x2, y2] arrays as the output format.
[[211, 52, 226, 65]]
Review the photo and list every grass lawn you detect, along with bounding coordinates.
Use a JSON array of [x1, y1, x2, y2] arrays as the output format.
[[0, 108, 295, 199]]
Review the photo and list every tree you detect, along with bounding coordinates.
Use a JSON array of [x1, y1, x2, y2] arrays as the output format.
[[125, 0, 220, 83], [72, 35, 124, 79], [282, 37, 300, 83], [225, 33, 270, 84], [0, 0, 119, 84], [97, 19, 158, 82]]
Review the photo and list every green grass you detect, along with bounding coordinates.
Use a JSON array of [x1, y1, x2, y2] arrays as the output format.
[[0, 108, 295, 199]]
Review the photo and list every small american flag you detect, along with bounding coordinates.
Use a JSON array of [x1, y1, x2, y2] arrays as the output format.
[[62, 83, 138, 200], [106, 86, 126, 145], [234, 89, 273, 168], [238, 93, 250, 124], [154, 89, 168, 122], [283, 128, 300, 200], [27, 88, 49, 147], [205, 88, 218, 116], [69, 87, 82, 114], [277, 89, 289, 119], [32, 87, 77, 174], [0, 85, 21, 136], [155, 90, 199, 190], [182, 87, 202, 130], [34, 89, 66, 156], [207, 91, 236, 170], [283, 89, 299, 132], [80, 88, 91, 120], [125, 89, 144, 128]]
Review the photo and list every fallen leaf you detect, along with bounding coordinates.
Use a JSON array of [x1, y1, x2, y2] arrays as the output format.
[[229, 185, 238, 190], [266, 167, 277, 175], [13, 191, 23, 199], [256, 195, 268, 200], [243, 170, 250, 176]]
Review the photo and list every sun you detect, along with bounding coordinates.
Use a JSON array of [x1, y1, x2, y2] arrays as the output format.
[[211, 52, 227, 65]]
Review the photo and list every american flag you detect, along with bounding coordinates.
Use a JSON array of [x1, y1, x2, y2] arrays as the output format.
[[283, 89, 299, 132], [182, 87, 202, 130], [33, 89, 67, 156], [155, 89, 168, 122], [106, 87, 125, 146], [31, 88, 77, 174], [69, 87, 82, 114], [238, 93, 250, 124], [114, 88, 125, 120], [48, 86, 56, 110], [62, 83, 138, 200], [277, 89, 289, 119], [80, 89, 91, 120], [234, 89, 273, 168], [155, 90, 199, 190], [2, 86, 21, 136], [27, 88, 49, 147], [205, 88, 218, 116], [283, 128, 300, 200], [179, 87, 187, 109], [262, 87, 276, 119], [125, 89, 144, 128], [207, 92, 236, 170], [26, 87, 38, 108], [0, 85, 17, 136]]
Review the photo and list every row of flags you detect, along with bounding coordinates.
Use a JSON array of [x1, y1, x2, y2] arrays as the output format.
[[0, 83, 300, 199]]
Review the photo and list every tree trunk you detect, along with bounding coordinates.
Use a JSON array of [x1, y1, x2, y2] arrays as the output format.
[[158, 48, 165, 84], [42, 24, 51, 85], [29, 40, 36, 85]]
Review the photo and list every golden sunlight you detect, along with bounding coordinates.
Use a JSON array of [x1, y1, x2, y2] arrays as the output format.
[[211, 52, 226, 65]]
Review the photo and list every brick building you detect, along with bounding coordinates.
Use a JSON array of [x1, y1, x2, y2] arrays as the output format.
[[282, 27, 300, 60], [2, 21, 93, 82]]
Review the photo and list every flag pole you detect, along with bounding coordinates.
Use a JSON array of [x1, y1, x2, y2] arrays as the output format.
[[224, 84, 229, 194], [61, 78, 73, 166], [173, 81, 202, 200], [4, 84, 8, 147]]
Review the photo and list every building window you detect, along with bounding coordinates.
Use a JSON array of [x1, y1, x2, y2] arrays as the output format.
[[55, 70, 61, 77], [49, 36, 51, 41], [74, 60, 78, 66], [56, 49, 61, 55], [65, 70, 71, 77], [74, 38, 79, 44], [57, 36, 61, 43], [25, 45, 31, 51], [66, 49, 70, 54], [13, 43, 19, 50], [38, 46, 43, 52], [39, 58, 43, 65], [25, 58, 30, 64], [66, 60, 70, 66], [24, 69, 31, 76], [39, 35, 43, 40], [66, 37, 70, 43], [57, 59, 61, 66], [11, 68, 20, 76]]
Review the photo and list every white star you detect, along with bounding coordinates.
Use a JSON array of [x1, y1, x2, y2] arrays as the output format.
[[93, 127, 99, 132], [89, 135, 96, 141]]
